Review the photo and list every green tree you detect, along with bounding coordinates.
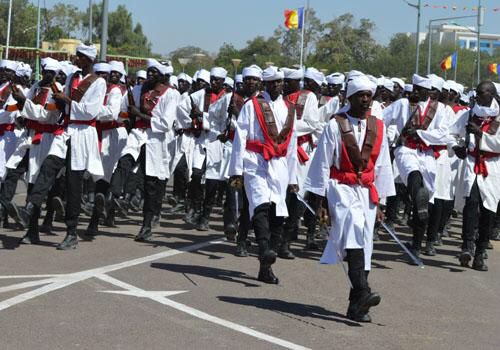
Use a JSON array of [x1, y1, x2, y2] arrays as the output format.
[[168, 46, 214, 76], [0, 0, 38, 47], [214, 43, 241, 74], [42, 3, 83, 41]]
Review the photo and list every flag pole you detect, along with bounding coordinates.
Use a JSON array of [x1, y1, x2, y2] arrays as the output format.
[[454, 51, 458, 81], [299, 0, 307, 69]]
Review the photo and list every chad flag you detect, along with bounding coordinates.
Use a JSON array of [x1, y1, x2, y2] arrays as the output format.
[[440, 52, 457, 71], [284, 7, 304, 29], [489, 63, 498, 75]]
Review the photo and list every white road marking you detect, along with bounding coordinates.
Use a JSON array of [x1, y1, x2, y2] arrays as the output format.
[[97, 274, 311, 350], [0, 274, 62, 279], [0, 238, 222, 311]]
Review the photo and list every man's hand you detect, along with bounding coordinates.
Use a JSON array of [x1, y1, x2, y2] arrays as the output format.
[[376, 207, 385, 223], [229, 175, 243, 189], [191, 105, 203, 118], [217, 133, 228, 143], [52, 92, 71, 104], [11, 89, 26, 104], [405, 127, 418, 137], [452, 145, 467, 159], [287, 184, 299, 193], [466, 122, 482, 137]]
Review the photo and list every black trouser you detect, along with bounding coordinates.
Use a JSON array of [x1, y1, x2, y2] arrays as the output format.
[[438, 199, 454, 233], [28, 141, 83, 230], [283, 191, 305, 242], [143, 174, 166, 226], [385, 183, 406, 223], [124, 166, 144, 196], [224, 183, 242, 229], [236, 186, 251, 243], [0, 151, 29, 206], [173, 154, 188, 200], [252, 202, 284, 258], [188, 161, 206, 209], [462, 180, 495, 254], [110, 147, 145, 198], [407, 171, 427, 246], [426, 199, 444, 243], [346, 249, 370, 301]]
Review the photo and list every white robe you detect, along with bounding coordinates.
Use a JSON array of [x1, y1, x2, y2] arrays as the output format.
[[383, 98, 451, 194], [228, 92, 298, 219], [0, 84, 25, 180], [304, 114, 395, 270], [448, 106, 500, 213], [318, 95, 340, 127], [7, 83, 62, 183], [96, 85, 128, 183], [121, 84, 181, 180]]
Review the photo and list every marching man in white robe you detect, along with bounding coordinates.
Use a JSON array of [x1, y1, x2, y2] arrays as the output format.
[[229, 66, 298, 284], [16, 43, 106, 250], [449, 81, 500, 271], [304, 74, 395, 323]]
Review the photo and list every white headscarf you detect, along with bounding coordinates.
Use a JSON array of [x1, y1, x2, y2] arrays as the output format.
[[280, 67, 303, 80], [0, 59, 18, 71], [93, 62, 111, 73], [210, 67, 228, 79], [472, 97, 499, 117], [76, 43, 97, 60], [197, 69, 210, 84], [41, 57, 61, 74], [177, 72, 192, 84], [242, 64, 263, 80], [15, 62, 32, 78], [346, 75, 376, 98], [304, 67, 325, 86], [235, 74, 243, 84], [263, 66, 284, 81], [412, 74, 431, 90], [326, 73, 345, 85], [136, 70, 147, 80], [109, 60, 126, 76]]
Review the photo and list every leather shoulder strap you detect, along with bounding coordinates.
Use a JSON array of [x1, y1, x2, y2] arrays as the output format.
[[203, 89, 211, 113], [361, 116, 379, 168], [421, 100, 438, 130], [335, 114, 363, 173], [295, 90, 310, 119], [256, 95, 278, 139], [71, 74, 99, 103], [486, 115, 500, 135]]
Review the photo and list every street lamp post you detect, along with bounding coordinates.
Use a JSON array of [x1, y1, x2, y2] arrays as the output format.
[[477, 0, 484, 84], [404, 0, 422, 74], [231, 58, 241, 78], [192, 53, 206, 70], [178, 58, 191, 73], [5, 0, 13, 59], [99, 0, 109, 61]]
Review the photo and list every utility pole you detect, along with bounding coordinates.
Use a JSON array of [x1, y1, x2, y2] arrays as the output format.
[[476, 0, 484, 84], [89, 0, 93, 43], [405, 0, 422, 74], [5, 0, 13, 59], [99, 0, 109, 61], [35, 0, 41, 80]]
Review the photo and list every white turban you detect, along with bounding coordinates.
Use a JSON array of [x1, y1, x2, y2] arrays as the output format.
[[326, 73, 345, 85], [412, 74, 431, 90], [136, 70, 147, 80], [159, 64, 173, 75], [242, 64, 263, 80], [109, 60, 126, 76], [455, 83, 464, 95], [367, 75, 378, 85], [40, 57, 61, 74], [76, 43, 97, 60], [347, 70, 364, 81], [15, 62, 32, 78], [224, 77, 234, 88], [459, 93, 470, 104], [494, 82, 500, 96], [442, 81, 450, 91], [280, 67, 303, 80], [59, 61, 76, 77], [404, 84, 413, 92], [304, 67, 325, 87], [0, 59, 18, 71], [235, 74, 243, 84], [210, 67, 227, 79], [93, 62, 111, 73], [379, 77, 394, 92], [146, 58, 162, 70], [197, 69, 210, 84], [170, 75, 178, 88], [262, 66, 284, 81], [346, 75, 377, 98], [427, 74, 444, 92], [177, 72, 192, 84], [391, 78, 405, 90]]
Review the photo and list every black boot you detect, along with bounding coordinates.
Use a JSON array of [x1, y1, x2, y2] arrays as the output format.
[[81, 192, 95, 216], [57, 229, 78, 250], [113, 195, 129, 218], [129, 189, 143, 212], [168, 195, 185, 214], [278, 240, 295, 259], [15, 202, 38, 229], [305, 225, 319, 250], [472, 253, 488, 271], [257, 248, 278, 284], [196, 206, 212, 231], [415, 187, 429, 222], [135, 214, 153, 242], [424, 241, 436, 256], [224, 223, 237, 242], [103, 206, 115, 227], [20, 206, 41, 244], [95, 192, 107, 219], [235, 240, 248, 257], [459, 241, 474, 267], [85, 212, 99, 237], [346, 292, 381, 323], [40, 210, 56, 235]]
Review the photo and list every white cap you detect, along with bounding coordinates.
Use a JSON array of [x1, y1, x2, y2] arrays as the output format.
[[347, 70, 364, 81], [76, 43, 97, 60], [242, 64, 263, 80], [197, 69, 210, 84], [0, 59, 18, 71], [40, 57, 61, 74], [280, 67, 304, 80], [391, 77, 405, 89], [177, 72, 192, 84], [210, 67, 228, 79], [224, 77, 234, 88], [262, 66, 284, 81], [93, 62, 111, 73], [346, 74, 377, 98], [136, 70, 147, 80], [170, 75, 178, 88], [404, 84, 413, 92], [427, 74, 444, 92], [326, 73, 345, 85], [15, 62, 32, 78], [109, 60, 126, 76], [304, 67, 325, 87], [235, 74, 243, 84], [412, 74, 432, 90]]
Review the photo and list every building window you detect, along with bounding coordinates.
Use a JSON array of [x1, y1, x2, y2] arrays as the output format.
[[480, 41, 490, 48], [469, 41, 476, 49], [458, 39, 467, 48]]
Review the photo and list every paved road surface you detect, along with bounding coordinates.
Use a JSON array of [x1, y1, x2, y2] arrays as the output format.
[[0, 188, 499, 349]]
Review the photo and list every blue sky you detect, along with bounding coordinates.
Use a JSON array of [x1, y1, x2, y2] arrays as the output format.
[[45, 0, 499, 55]]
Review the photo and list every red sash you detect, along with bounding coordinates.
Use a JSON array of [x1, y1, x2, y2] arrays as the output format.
[[26, 120, 64, 144], [246, 96, 294, 160], [329, 117, 384, 205], [469, 117, 500, 177], [0, 123, 15, 136]]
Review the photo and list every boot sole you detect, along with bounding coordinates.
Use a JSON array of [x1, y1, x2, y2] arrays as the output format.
[[459, 252, 472, 267]]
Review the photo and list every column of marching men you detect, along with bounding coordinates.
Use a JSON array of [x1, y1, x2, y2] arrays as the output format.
[[0, 42, 500, 323]]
